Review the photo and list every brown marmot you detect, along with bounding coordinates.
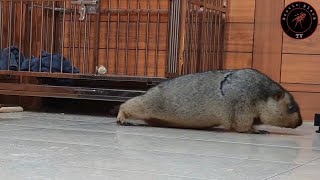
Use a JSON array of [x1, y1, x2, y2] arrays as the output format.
[[116, 68, 303, 134]]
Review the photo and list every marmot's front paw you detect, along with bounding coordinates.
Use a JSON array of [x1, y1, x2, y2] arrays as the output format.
[[242, 128, 270, 135], [250, 129, 270, 135]]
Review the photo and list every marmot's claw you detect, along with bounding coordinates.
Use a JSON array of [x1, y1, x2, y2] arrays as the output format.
[[243, 129, 270, 134], [117, 121, 134, 126], [256, 130, 270, 134]]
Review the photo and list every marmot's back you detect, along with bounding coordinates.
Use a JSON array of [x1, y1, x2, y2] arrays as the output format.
[[151, 69, 283, 113]]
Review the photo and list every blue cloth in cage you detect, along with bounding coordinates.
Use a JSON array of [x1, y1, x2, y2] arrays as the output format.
[[0, 46, 27, 71], [21, 51, 80, 73], [0, 46, 79, 73]]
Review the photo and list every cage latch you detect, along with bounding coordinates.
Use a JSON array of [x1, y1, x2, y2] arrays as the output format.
[[71, 0, 99, 20]]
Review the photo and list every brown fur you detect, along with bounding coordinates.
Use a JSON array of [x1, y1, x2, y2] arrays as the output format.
[[116, 69, 303, 134]]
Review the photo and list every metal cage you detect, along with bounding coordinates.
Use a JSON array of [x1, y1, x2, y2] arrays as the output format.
[[0, 0, 227, 102]]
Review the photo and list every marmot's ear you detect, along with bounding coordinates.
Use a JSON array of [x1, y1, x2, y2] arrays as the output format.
[[272, 91, 285, 101]]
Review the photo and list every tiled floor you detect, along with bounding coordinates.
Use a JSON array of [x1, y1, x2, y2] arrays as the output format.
[[0, 112, 319, 180]]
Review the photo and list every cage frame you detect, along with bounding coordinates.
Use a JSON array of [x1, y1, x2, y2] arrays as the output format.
[[0, 0, 228, 102]]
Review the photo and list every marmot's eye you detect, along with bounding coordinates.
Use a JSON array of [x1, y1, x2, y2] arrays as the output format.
[[288, 105, 297, 113]]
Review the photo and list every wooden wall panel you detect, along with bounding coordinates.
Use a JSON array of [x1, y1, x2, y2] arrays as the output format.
[[281, 54, 320, 84], [225, 23, 254, 52], [283, 0, 320, 54], [285, 0, 320, 12], [0, 1, 55, 58], [98, 49, 166, 77], [224, 0, 320, 121], [103, 14, 168, 23], [63, 48, 166, 77], [281, 1, 320, 121], [64, 21, 168, 50], [224, 0, 255, 70], [99, 0, 169, 9], [290, 92, 320, 120], [283, 83, 320, 121], [227, 0, 255, 22], [282, 83, 320, 93], [252, 0, 284, 82], [224, 52, 252, 69], [283, 29, 320, 54], [62, 0, 169, 78], [62, 48, 95, 74]]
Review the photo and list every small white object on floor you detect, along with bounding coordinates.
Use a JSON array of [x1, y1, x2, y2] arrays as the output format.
[[0, 106, 23, 113], [97, 65, 107, 75]]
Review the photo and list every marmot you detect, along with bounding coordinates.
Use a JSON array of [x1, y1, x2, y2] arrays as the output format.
[[116, 68, 303, 134]]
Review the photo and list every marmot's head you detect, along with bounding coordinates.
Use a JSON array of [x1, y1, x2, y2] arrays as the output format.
[[258, 91, 303, 128]]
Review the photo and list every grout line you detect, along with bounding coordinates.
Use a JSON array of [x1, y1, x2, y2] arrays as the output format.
[[251, 0, 257, 68], [282, 52, 320, 56], [286, 91, 320, 94], [224, 51, 253, 53], [281, 82, 320, 86], [226, 21, 255, 24], [279, 0, 285, 83], [265, 156, 320, 180]]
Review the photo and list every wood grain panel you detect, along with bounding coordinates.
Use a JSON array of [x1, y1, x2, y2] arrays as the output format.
[[63, 48, 166, 77], [0, 1, 54, 58], [283, 27, 320, 54], [64, 14, 169, 24], [1, 1, 26, 50], [281, 54, 320, 84], [285, 0, 320, 13], [223, 52, 252, 69], [65, 0, 169, 23], [252, 0, 284, 82], [99, 49, 166, 77], [291, 92, 320, 121], [62, 47, 95, 74], [99, 0, 169, 9], [225, 23, 254, 52], [281, 83, 320, 93], [283, 0, 320, 54], [100, 14, 169, 23], [64, 21, 168, 50], [227, 0, 255, 23]]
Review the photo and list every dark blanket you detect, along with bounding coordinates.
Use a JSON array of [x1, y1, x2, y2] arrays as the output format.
[[0, 46, 79, 73], [0, 46, 26, 71]]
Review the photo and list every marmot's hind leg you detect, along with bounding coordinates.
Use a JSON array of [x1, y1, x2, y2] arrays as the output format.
[[144, 118, 182, 128]]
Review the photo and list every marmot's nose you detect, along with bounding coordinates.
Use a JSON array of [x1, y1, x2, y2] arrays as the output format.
[[297, 119, 303, 127], [291, 118, 303, 128]]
